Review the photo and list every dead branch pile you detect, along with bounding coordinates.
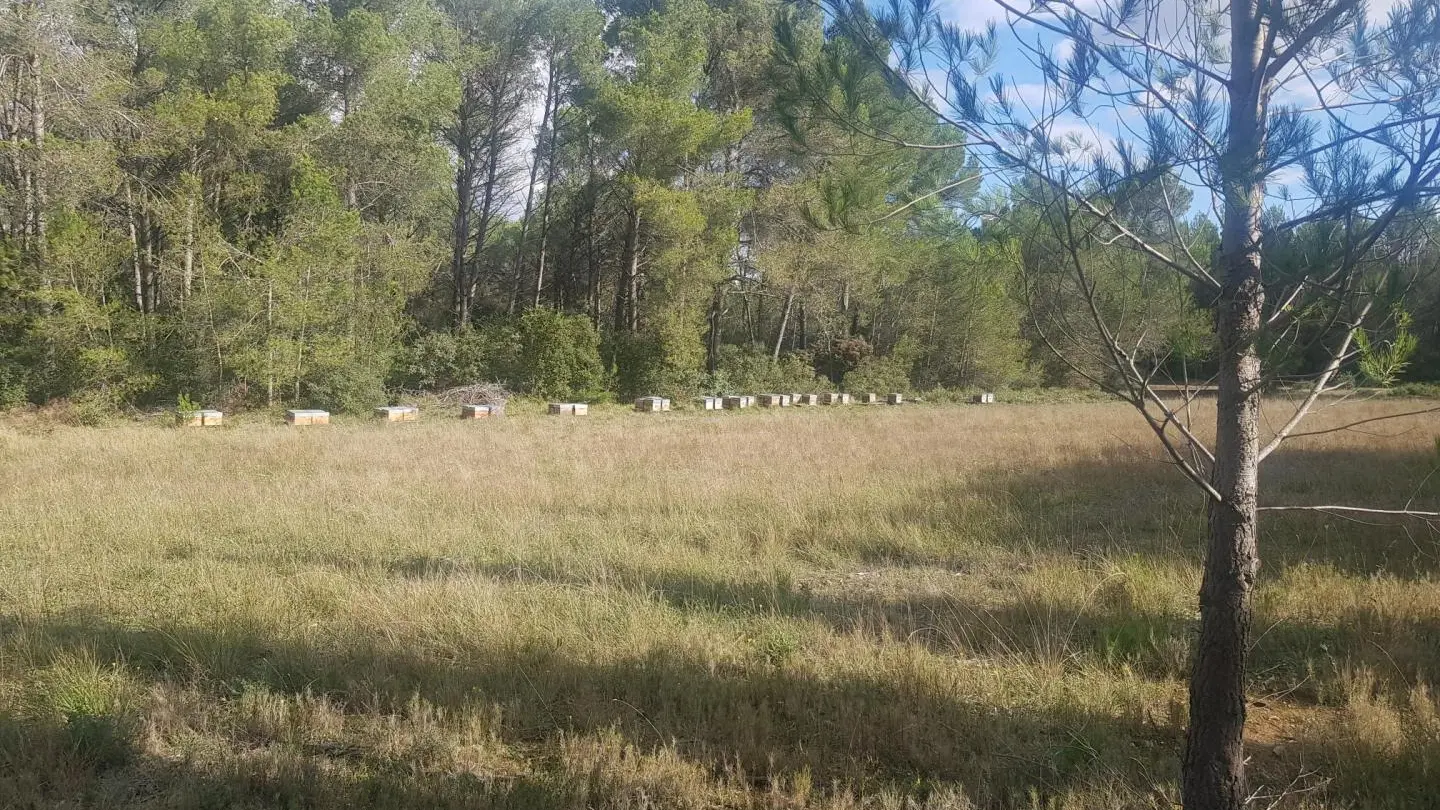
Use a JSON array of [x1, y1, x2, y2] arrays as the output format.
[[436, 382, 511, 414]]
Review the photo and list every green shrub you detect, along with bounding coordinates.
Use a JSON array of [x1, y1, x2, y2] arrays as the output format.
[[513, 309, 608, 400], [391, 326, 512, 391], [712, 346, 823, 394]]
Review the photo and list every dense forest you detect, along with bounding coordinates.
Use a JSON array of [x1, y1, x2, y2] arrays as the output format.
[[2, 0, 1439, 414]]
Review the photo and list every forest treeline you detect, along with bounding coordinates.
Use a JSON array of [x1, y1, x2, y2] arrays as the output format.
[[2, 0, 1439, 414]]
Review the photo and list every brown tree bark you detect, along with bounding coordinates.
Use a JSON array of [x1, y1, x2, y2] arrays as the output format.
[[1182, 3, 1267, 808], [614, 206, 641, 334], [450, 98, 476, 329]]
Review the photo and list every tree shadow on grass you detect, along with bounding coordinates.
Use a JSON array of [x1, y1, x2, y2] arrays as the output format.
[[1, 609, 1176, 809], [896, 445, 1440, 578]]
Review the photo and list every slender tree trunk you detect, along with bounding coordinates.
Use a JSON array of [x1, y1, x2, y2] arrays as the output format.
[[182, 164, 197, 305], [451, 106, 476, 329], [26, 43, 44, 282], [533, 64, 564, 309], [773, 286, 796, 361], [468, 120, 505, 319], [510, 54, 560, 314], [615, 206, 640, 334], [1182, 4, 1266, 809], [706, 286, 724, 373], [126, 181, 144, 312]]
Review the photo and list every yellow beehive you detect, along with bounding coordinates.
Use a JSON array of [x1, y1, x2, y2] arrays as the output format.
[[285, 409, 330, 426], [375, 406, 419, 422], [178, 409, 223, 427]]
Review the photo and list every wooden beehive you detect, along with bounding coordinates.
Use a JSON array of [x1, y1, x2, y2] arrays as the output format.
[[859, 393, 878, 405], [178, 409, 223, 427], [972, 392, 996, 404], [375, 405, 419, 422], [778, 394, 792, 406], [549, 402, 589, 415], [285, 409, 330, 426], [635, 396, 671, 412], [886, 393, 903, 405], [722, 396, 750, 409], [758, 394, 784, 408], [794, 394, 819, 406], [460, 404, 493, 419], [698, 396, 723, 411]]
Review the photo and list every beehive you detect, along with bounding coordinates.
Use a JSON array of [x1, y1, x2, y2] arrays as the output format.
[[549, 402, 589, 415], [178, 409, 223, 427], [722, 396, 750, 409], [794, 394, 819, 406], [820, 393, 851, 405], [859, 393, 878, 405], [697, 396, 723, 411], [635, 396, 671, 412], [757, 394, 785, 408], [375, 405, 419, 422], [460, 404, 493, 418], [972, 392, 996, 404], [285, 409, 330, 426], [886, 393, 903, 405]]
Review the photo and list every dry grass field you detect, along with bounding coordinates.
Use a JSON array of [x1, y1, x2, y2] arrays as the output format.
[[1, 400, 1439, 809]]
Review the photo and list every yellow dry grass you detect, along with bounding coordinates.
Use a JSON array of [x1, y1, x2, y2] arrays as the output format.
[[1, 399, 1438, 808]]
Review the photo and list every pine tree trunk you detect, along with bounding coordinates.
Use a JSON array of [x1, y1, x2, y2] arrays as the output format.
[[126, 181, 144, 312], [26, 43, 44, 281], [1182, 5, 1266, 808], [615, 206, 641, 334], [773, 287, 796, 361], [451, 112, 475, 330], [706, 287, 724, 373], [182, 167, 197, 305], [510, 54, 560, 314], [533, 59, 564, 309]]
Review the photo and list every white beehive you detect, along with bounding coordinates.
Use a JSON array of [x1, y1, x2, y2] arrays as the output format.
[[887, 393, 904, 405], [635, 396, 671, 412], [460, 404, 493, 418], [698, 396, 724, 411], [549, 402, 589, 415]]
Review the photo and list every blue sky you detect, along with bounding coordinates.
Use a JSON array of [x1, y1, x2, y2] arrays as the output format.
[[913, 0, 1418, 223]]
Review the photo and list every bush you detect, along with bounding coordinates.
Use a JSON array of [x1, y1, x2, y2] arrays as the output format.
[[712, 346, 823, 394], [844, 354, 912, 394], [513, 309, 608, 400], [812, 337, 872, 385], [391, 327, 509, 391]]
